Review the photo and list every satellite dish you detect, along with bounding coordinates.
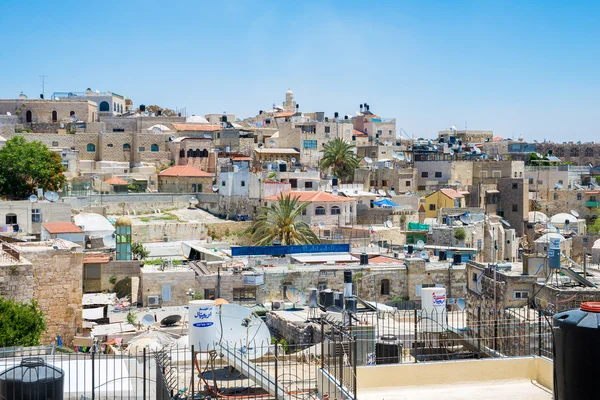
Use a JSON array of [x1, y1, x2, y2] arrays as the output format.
[[169, 135, 176, 141], [459, 214, 471, 225], [212, 185, 219, 192], [28, 195, 38, 203], [451, 125, 457, 130], [215, 304, 271, 359], [291, 157, 296, 163], [6, 112, 11, 116], [44, 191, 59, 202], [285, 287, 307, 307], [83, 183, 91, 190], [269, 140, 276, 146], [160, 315, 181, 326], [378, 189, 386, 196], [416, 240, 425, 250], [500, 218, 511, 227], [554, 182, 563, 190], [332, 188, 339, 196], [308, 288, 318, 308], [397, 153, 405, 161], [189, 197, 199, 205], [318, 221, 326, 229], [456, 298, 466, 311], [419, 251, 429, 260], [141, 314, 155, 328], [384, 139, 391, 146], [571, 210, 580, 218], [364, 157, 373, 164], [385, 220, 393, 228], [454, 181, 462, 185]]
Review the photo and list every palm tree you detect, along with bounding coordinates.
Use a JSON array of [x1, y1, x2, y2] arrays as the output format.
[[319, 138, 361, 183], [248, 193, 320, 246]]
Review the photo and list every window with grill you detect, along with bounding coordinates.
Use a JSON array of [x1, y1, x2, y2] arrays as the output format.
[[233, 288, 257, 302], [324, 126, 330, 134], [315, 206, 326, 215], [434, 172, 442, 178], [303, 140, 317, 149], [331, 206, 341, 215], [422, 172, 429, 178], [31, 209, 42, 223]]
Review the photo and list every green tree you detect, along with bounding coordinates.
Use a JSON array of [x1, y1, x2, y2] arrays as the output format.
[[247, 193, 320, 246], [319, 138, 361, 183], [454, 227, 466, 242], [132, 243, 150, 260], [0, 298, 47, 347], [0, 136, 66, 199], [589, 212, 600, 234], [137, 105, 177, 117]]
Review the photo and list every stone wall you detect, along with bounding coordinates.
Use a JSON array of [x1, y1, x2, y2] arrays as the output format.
[[0, 257, 33, 302], [140, 266, 196, 307], [0, 99, 97, 124], [101, 260, 141, 293], [266, 312, 322, 346], [63, 193, 220, 213]]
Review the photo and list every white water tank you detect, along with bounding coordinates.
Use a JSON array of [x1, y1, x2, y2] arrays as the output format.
[[189, 300, 216, 351], [421, 287, 447, 333]]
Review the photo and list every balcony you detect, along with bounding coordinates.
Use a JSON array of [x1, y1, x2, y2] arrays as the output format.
[[586, 201, 598, 208]]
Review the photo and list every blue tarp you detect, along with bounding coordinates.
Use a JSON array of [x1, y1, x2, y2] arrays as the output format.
[[232, 244, 350, 257], [373, 199, 399, 207]]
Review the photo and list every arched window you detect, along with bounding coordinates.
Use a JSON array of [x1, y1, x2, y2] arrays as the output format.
[[123, 143, 131, 151], [191, 184, 197, 193], [179, 149, 185, 158], [570, 148, 579, 157], [52, 141, 58, 147], [555, 148, 564, 157], [202, 149, 209, 157], [26, 110, 32, 122], [119, 104, 123, 113], [380, 279, 391, 295], [5, 213, 17, 225], [151, 144, 159, 152], [315, 206, 326, 216], [70, 111, 75, 117], [86, 143, 96, 152], [585, 148, 594, 157], [195, 148, 201, 158], [51, 110, 57, 122], [99, 101, 110, 112], [187, 149, 194, 158], [331, 206, 341, 215], [113, 102, 116, 112]]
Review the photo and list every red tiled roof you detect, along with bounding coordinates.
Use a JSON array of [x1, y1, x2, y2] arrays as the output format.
[[231, 156, 253, 161], [105, 176, 128, 185], [367, 255, 404, 265], [83, 254, 111, 264], [42, 222, 83, 234], [172, 123, 221, 132], [273, 110, 295, 118], [159, 165, 214, 177], [353, 129, 368, 136], [264, 190, 354, 202], [492, 136, 504, 141], [438, 188, 464, 199]]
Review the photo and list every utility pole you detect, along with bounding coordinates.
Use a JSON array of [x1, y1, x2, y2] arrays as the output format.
[[39, 75, 48, 99]]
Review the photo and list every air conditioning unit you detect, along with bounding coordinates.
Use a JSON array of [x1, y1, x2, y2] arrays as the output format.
[[272, 301, 285, 311], [148, 295, 160, 307]]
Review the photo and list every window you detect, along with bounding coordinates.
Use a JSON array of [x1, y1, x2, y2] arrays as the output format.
[[233, 287, 257, 302], [107, 143, 113, 147], [512, 204, 518, 212], [5, 214, 17, 225], [472, 272, 478, 282], [555, 148, 564, 157], [99, 101, 110, 112], [514, 291, 529, 300], [139, 147, 145, 152], [303, 140, 317, 149], [51, 110, 57, 122], [151, 144, 159, 152], [421, 172, 429, 178], [191, 184, 196, 193], [570, 148, 579, 157], [381, 180, 388, 186], [197, 183, 202, 192], [301, 208, 307, 216], [52, 141, 58, 147], [62, 160, 69, 169], [585, 148, 594, 157], [113, 102, 116, 112], [377, 130, 383, 135], [434, 172, 442, 178], [331, 206, 341, 215], [241, 181, 246, 187], [203, 288, 216, 300], [528, 178, 534, 184], [429, 204, 436, 211], [26, 110, 32, 122], [221, 181, 226, 187], [380, 279, 390, 295], [315, 206, 326, 215], [577, 193, 582, 200], [31, 209, 42, 223], [405, 180, 411, 186], [512, 183, 518, 189], [554, 193, 558, 200], [591, 196, 597, 202], [282, 282, 293, 298], [86, 143, 95, 152], [70, 111, 75, 117], [324, 126, 330, 134], [317, 281, 327, 291], [304, 181, 313, 189], [123, 143, 131, 151]]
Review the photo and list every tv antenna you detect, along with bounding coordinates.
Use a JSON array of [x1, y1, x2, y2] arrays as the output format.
[[39, 75, 48, 99]]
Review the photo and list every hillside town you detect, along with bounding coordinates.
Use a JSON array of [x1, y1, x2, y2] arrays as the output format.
[[0, 87, 597, 399]]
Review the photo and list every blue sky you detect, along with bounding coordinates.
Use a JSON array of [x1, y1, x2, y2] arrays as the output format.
[[1, 0, 598, 141]]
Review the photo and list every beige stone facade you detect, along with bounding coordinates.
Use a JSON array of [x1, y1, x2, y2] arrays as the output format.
[[0, 99, 98, 125]]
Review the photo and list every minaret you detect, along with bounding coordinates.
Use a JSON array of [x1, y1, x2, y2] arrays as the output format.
[[284, 89, 295, 111]]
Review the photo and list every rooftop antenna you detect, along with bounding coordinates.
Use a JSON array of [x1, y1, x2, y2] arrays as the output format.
[[39, 75, 47, 99]]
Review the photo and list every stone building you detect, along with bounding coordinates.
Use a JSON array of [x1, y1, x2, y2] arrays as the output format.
[[0, 97, 98, 126], [437, 129, 493, 144], [158, 165, 214, 193], [0, 240, 84, 347], [170, 137, 217, 172], [0, 201, 72, 237], [52, 89, 127, 115]]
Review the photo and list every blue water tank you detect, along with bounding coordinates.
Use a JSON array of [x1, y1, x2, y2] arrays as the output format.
[[0, 358, 64, 400], [554, 303, 600, 400]]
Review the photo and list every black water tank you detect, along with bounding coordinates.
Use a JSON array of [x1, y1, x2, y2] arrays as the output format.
[[344, 297, 357, 313], [453, 253, 462, 265], [334, 292, 344, 308], [360, 253, 369, 265], [554, 303, 600, 400], [438, 250, 447, 261], [407, 245, 413, 254], [332, 178, 339, 187], [320, 290, 334, 307], [139, 104, 146, 112], [0, 358, 64, 400], [376, 336, 401, 365]]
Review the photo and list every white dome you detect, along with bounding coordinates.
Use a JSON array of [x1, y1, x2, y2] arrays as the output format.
[[286, 88, 293, 94], [550, 213, 578, 224], [528, 211, 548, 223], [186, 115, 209, 124], [535, 232, 565, 243]]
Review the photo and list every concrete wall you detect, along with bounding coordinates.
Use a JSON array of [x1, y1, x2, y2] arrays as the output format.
[[62, 193, 220, 213]]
